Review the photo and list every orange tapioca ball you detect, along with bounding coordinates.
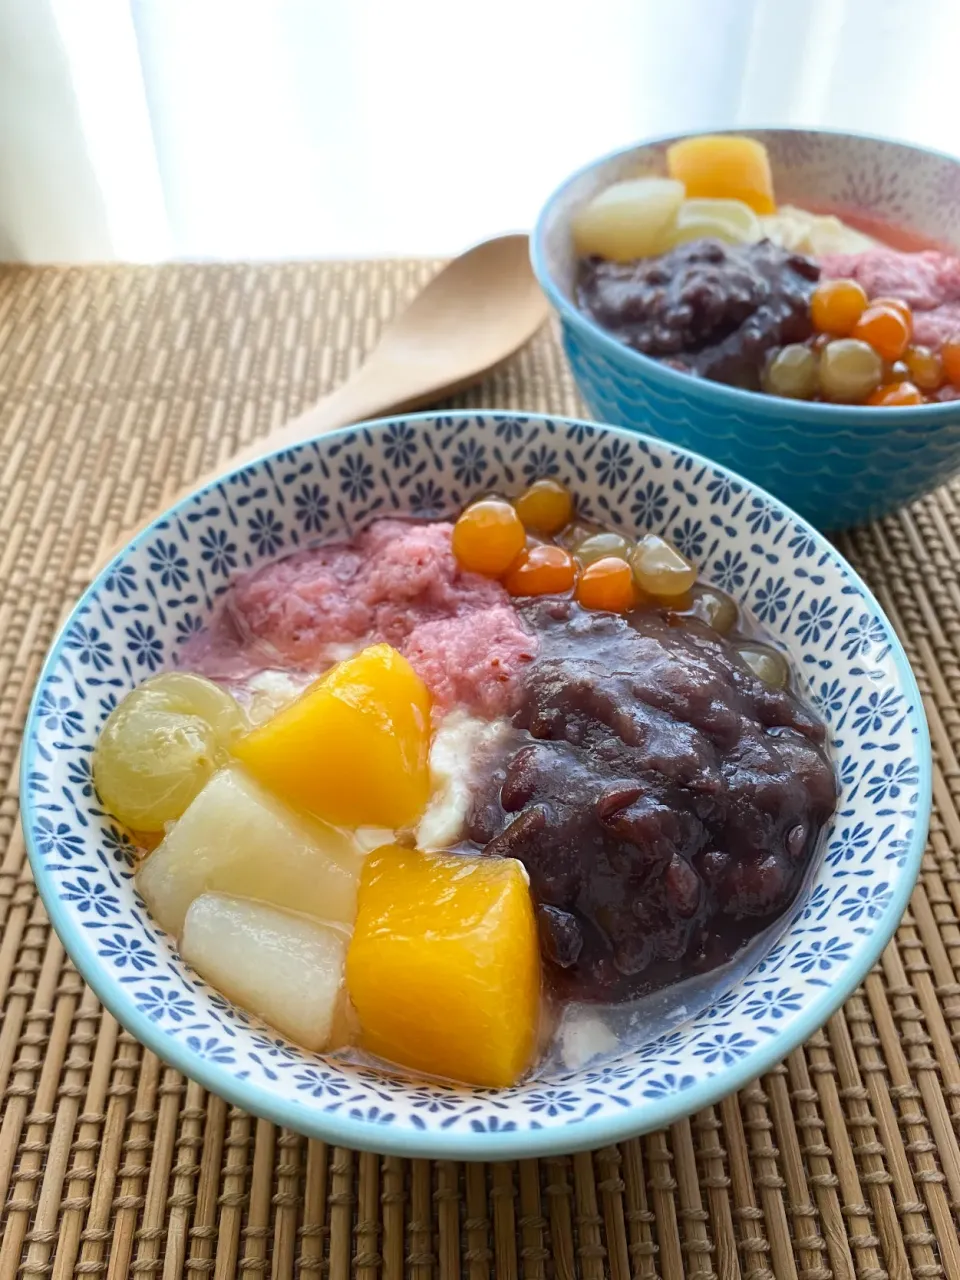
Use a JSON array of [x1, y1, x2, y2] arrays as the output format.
[[504, 544, 577, 597], [452, 499, 526, 576], [513, 479, 574, 535], [941, 336, 960, 388], [902, 345, 944, 391], [810, 279, 868, 336], [576, 556, 638, 612], [866, 381, 925, 406], [852, 304, 912, 361]]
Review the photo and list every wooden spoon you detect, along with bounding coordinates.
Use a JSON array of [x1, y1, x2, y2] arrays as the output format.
[[94, 234, 549, 573]]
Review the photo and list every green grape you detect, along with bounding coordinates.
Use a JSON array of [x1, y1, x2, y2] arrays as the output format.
[[762, 344, 820, 399], [628, 535, 696, 598], [574, 532, 634, 567], [559, 520, 602, 549], [737, 643, 789, 689], [687, 584, 739, 634], [93, 673, 246, 832], [818, 339, 883, 403]]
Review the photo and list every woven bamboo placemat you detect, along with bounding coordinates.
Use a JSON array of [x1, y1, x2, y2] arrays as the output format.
[[2, 260, 960, 1280]]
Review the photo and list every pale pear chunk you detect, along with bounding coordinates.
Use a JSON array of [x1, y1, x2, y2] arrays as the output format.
[[669, 198, 761, 247], [181, 893, 345, 1050], [572, 177, 685, 261], [136, 766, 361, 935]]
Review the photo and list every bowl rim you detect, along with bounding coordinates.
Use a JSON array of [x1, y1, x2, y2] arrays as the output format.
[[531, 123, 960, 426], [21, 410, 932, 1159]]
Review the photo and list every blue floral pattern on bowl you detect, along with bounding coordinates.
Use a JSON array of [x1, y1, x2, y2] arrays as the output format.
[[21, 412, 930, 1159], [532, 127, 960, 532]]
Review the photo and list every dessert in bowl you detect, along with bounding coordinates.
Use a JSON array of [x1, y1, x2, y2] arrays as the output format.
[[22, 412, 929, 1157], [532, 128, 960, 530]]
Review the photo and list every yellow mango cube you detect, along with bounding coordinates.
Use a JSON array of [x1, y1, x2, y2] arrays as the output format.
[[346, 846, 541, 1087], [667, 135, 776, 215], [231, 644, 431, 829]]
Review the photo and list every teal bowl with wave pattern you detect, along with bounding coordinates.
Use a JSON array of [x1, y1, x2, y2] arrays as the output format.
[[531, 127, 960, 531]]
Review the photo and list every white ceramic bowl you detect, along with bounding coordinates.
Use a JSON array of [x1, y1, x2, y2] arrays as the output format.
[[22, 412, 930, 1158]]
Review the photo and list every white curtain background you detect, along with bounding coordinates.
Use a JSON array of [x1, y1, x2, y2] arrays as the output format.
[[1, 0, 959, 262]]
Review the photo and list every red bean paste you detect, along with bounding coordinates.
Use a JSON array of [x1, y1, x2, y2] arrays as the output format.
[[467, 601, 837, 1002], [576, 238, 820, 390]]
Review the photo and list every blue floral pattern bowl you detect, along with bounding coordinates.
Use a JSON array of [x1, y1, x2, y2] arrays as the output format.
[[532, 127, 960, 532], [21, 412, 930, 1158]]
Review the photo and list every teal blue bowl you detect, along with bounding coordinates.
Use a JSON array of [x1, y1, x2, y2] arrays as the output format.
[[531, 127, 960, 531]]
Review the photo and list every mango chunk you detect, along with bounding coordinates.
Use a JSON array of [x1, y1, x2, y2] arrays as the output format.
[[232, 644, 431, 829], [666, 135, 775, 215], [346, 846, 541, 1087]]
